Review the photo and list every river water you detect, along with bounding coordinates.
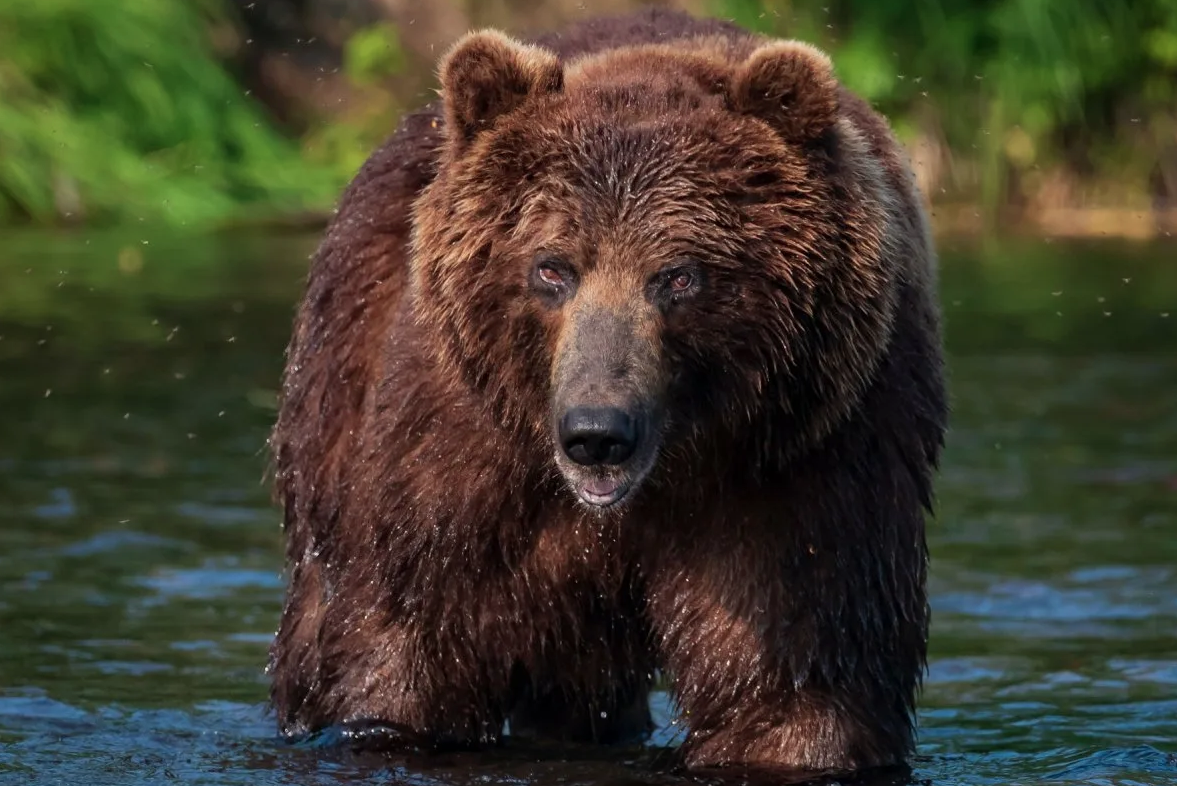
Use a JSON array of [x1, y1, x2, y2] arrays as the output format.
[[1, 230, 1175, 785]]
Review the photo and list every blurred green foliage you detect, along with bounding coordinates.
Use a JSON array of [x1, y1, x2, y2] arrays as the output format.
[[301, 21, 408, 185], [0, 0, 1174, 228], [0, 0, 339, 227], [716, 0, 1177, 211], [344, 22, 407, 86]]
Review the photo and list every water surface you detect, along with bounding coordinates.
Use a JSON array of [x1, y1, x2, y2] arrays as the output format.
[[1, 230, 1175, 785]]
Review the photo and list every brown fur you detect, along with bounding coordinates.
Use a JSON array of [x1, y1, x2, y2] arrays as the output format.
[[268, 7, 946, 777]]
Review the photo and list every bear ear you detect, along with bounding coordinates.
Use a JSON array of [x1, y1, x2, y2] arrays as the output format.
[[729, 40, 839, 143], [439, 30, 564, 148]]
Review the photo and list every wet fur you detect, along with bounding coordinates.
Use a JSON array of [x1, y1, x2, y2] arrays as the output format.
[[268, 7, 947, 775]]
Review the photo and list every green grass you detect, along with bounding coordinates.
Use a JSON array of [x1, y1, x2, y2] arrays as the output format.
[[712, 0, 1177, 213], [0, 0, 340, 227], [1, 0, 1174, 229]]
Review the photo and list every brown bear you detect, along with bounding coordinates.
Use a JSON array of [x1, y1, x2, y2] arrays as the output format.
[[267, 7, 947, 778]]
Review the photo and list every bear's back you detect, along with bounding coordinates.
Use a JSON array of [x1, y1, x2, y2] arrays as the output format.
[[530, 8, 748, 59]]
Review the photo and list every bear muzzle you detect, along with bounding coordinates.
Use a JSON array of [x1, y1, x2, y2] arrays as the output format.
[[558, 406, 639, 467], [551, 399, 661, 509], [556, 405, 649, 507], [550, 304, 665, 509]]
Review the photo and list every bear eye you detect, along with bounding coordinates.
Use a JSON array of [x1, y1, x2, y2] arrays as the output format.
[[647, 262, 703, 309], [663, 264, 702, 299], [537, 264, 565, 288], [669, 271, 694, 292], [531, 256, 577, 306]]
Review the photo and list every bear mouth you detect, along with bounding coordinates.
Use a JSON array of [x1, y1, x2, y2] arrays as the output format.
[[575, 476, 632, 508], [550, 409, 663, 512]]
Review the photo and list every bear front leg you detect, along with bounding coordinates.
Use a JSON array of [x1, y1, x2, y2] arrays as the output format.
[[646, 543, 920, 776], [672, 689, 906, 775], [270, 576, 508, 748]]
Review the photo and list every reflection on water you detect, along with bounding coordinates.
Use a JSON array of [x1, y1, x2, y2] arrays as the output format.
[[1, 230, 1175, 785]]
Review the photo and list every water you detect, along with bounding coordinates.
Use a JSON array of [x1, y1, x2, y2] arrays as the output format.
[[1, 230, 1175, 785]]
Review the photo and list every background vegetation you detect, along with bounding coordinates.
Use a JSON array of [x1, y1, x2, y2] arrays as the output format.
[[0, 1, 339, 226], [1, 0, 1174, 233]]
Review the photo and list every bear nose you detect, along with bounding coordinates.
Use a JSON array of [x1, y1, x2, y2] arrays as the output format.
[[559, 407, 638, 466]]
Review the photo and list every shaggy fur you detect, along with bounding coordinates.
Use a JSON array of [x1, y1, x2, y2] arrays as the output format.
[[268, 7, 946, 777]]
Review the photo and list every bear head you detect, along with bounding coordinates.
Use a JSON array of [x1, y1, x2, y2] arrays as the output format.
[[409, 29, 900, 510]]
